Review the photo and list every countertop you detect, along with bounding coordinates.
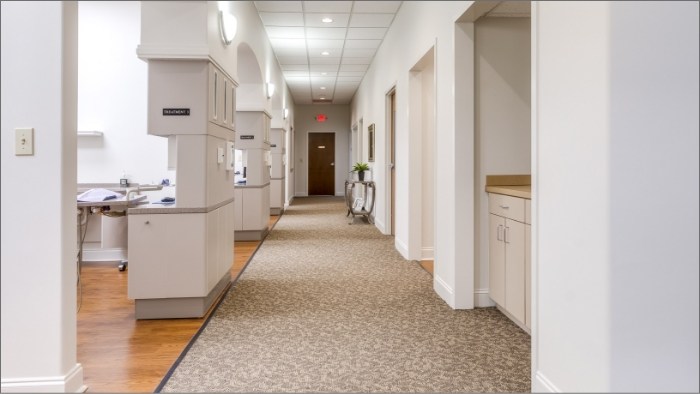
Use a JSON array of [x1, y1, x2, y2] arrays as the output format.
[[485, 185, 531, 199], [127, 197, 235, 215], [485, 174, 531, 199]]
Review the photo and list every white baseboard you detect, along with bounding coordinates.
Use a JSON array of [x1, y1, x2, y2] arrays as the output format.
[[434, 274, 455, 308], [421, 247, 434, 260], [475, 288, 496, 308], [82, 248, 126, 262], [1, 363, 86, 393], [374, 218, 386, 234], [532, 371, 559, 392], [335, 192, 344, 197], [295, 192, 308, 197], [395, 238, 409, 259]]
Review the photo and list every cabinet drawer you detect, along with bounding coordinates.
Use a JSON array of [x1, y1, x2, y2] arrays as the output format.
[[489, 193, 525, 222]]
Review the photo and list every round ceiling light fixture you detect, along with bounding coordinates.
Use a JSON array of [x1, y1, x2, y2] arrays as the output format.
[[322, 17, 333, 23], [321, 51, 330, 56]]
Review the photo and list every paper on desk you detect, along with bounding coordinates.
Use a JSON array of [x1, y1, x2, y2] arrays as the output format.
[[77, 188, 120, 202]]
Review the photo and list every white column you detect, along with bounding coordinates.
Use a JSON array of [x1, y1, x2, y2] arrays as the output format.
[[1, 1, 85, 392]]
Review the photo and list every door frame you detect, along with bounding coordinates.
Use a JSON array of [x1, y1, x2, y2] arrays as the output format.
[[385, 86, 397, 236], [306, 131, 336, 196]]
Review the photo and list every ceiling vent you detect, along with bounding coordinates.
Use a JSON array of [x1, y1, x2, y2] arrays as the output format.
[[312, 99, 333, 104]]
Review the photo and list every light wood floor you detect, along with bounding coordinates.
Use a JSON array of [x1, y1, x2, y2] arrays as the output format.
[[77, 214, 280, 392], [420, 260, 434, 275]]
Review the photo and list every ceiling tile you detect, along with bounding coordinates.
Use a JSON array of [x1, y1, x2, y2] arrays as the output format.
[[259, 12, 304, 27], [286, 76, 310, 82], [265, 26, 305, 39], [281, 65, 309, 71], [302, 1, 353, 13], [306, 39, 345, 49], [309, 64, 340, 72], [309, 57, 341, 65], [341, 57, 372, 65], [283, 70, 310, 77], [349, 13, 396, 28], [274, 47, 308, 58], [346, 27, 388, 39], [342, 48, 376, 57], [343, 39, 381, 49], [304, 13, 350, 28], [270, 38, 307, 50], [310, 77, 336, 85], [337, 76, 363, 82], [276, 55, 309, 65], [255, 1, 303, 13], [352, 1, 402, 13], [310, 71, 338, 77], [338, 71, 365, 77], [305, 27, 347, 39], [340, 64, 369, 72]]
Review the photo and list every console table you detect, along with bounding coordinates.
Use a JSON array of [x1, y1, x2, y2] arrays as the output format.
[[344, 180, 376, 224]]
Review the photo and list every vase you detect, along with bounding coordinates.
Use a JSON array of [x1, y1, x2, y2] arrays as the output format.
[[358, 171, 365, 181]]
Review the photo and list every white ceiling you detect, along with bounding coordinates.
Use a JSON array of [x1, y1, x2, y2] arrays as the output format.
[[254, 1, 403, 105]]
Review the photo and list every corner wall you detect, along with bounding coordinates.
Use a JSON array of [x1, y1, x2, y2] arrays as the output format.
[[350, 1, 475, 307], [532, 2, 699, 391], [1, 2, 84, 391]]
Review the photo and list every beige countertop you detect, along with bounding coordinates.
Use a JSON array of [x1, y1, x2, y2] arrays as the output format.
[[127, 197, 235, 215], [485, 185, 531, 199], [485, 174, 531, 199]]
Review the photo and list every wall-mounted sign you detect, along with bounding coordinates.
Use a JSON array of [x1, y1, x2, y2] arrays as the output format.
[[163, 108, 190, 116], [315, 114, 328, 122], [270, 144, 277, 147], [240, 135, 255, 140]]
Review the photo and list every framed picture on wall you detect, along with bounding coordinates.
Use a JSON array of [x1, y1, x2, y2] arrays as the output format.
[[368, 123, 375, 162]]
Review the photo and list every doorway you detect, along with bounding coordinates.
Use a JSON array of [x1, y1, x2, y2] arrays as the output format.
[[308, 132, 335, 195]]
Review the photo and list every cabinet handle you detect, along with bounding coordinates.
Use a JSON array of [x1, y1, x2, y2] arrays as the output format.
[[504, 226, 510, 244], [499, 204, 509, 209]]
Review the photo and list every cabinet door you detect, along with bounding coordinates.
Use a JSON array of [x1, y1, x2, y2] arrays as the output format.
[[489, 214, 506, 306], [525, 223, 531, 329], [128, 213, 206, 299], [505, 219, 526, 324]]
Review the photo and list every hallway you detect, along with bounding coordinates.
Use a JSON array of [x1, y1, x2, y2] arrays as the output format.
[[159, 197, 530, 392]]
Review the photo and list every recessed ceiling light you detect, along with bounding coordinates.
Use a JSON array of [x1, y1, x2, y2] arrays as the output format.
[[321, 51, 330, 56], [322, 17, 333, 23], [320, 97, 326, 100], [320, 86, 327, 90], [321, 72, 328, 76]]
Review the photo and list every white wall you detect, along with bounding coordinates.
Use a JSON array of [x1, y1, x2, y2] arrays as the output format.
[[532, 2, 699, 392], [78, 2, 170, 186], [351, 1, 475, 307], [294, 105, 351, 196], [474, 17, 531, 302], [1, 2, 85, 392]]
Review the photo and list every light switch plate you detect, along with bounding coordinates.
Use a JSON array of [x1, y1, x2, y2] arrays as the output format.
[[15, 128, 34, 156], [217, 147, 224, 164]]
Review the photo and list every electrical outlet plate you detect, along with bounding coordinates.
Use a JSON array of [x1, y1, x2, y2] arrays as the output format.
[[15, 128, 34, 155]]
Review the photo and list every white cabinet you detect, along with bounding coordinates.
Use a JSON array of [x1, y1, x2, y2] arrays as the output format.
[[489, 193, 530, 329], [147, 60, 236, 141], [127, 202, 234, 318]]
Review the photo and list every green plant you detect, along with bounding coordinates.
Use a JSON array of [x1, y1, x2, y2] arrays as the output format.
[[351, 162, 370, 172]]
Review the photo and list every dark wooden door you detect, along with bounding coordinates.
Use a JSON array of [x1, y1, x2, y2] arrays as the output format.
[[308, 132, 335, 195]]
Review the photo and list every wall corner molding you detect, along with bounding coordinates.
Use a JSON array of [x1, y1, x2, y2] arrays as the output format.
[[532, 371, 559, 393], [474, 288, 496, 308], [395, 237, 409, 259], [136, 44, 210, 61], [434, 274, 456, 308]]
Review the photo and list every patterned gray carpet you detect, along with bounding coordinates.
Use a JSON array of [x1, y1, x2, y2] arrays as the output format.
[[160, 197, 530, 392]]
